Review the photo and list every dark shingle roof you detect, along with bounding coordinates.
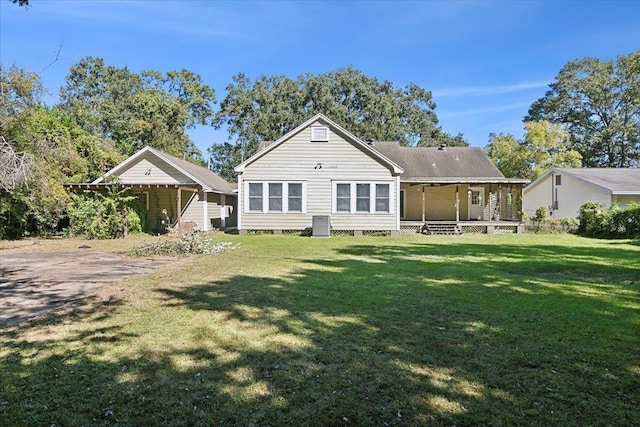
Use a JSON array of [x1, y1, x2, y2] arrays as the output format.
[[557, 168, 640, 193], [154, 149, 236, 194], [371, 141, 510, 182]]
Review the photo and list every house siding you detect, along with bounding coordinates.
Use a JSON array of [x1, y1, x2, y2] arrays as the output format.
[[181, 192, 237, 230], [239, 122, 397, 231], [524, 173, 611, 218], [116, 152, 192, 185], [614, 194, 640, 208]]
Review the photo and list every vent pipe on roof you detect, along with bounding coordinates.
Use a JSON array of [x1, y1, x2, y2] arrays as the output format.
[[439, 144, 447, 150]]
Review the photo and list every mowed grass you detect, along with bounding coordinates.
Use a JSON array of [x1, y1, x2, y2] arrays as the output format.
[[1, 233, 639, 426]]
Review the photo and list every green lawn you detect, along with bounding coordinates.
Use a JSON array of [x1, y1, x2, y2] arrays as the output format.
[[1, 233, 639, 426]]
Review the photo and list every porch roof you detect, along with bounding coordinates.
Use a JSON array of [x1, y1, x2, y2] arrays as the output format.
[[370, 141, 528, 185]]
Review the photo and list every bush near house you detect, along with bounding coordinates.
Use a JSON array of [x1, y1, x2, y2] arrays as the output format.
[[67, 183, 143, 239], [577, 201, 640, 238]]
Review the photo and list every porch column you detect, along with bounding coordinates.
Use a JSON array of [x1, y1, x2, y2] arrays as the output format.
[[421, 186, 426, 223], [203, 191, 208, 232], [455, 184, 460, 222], [220, 194, 226, 229], [177, 188, 182, 233], [488, 184, 492, 222]]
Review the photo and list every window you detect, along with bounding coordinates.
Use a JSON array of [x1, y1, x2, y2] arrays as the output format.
[[471, 190, 481, 205], [269, 183, 282, 212], [356, 184, 370, 212], [336, 183, 351, 212], [245, 182, 306, 213], [288, 183, 302, 212], [333, 182, 393, 214], [311, 126, 329, 142], [249, 183, 263, 211], [555, 175, 562, 186], [376, 184, 390, 212]]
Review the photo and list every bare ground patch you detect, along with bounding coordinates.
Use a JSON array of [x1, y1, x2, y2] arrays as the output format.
[[1, 249, 174, 327]]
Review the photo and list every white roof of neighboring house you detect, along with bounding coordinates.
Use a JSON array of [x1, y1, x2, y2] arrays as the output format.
[[525, 168, 640, 195], [93, 146, 236, 195], [234, 113, 404, 175]]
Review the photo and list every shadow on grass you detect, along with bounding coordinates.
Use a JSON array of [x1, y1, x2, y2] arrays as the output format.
[[1, 239, 639, 426]]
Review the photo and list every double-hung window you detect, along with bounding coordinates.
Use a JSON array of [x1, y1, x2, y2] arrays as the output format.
[[245, 182, 305, 213], [336, 184, 351, 212], [376, 184, 390, 212], [248, 183, 263, 212], [333, 182, 391, 213], [269, 183, 282, 212], [356, 184, 370, 212], [288, 183, 303, 212]]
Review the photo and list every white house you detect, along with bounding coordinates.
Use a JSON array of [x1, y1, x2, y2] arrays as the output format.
[[234, 114, 404, 236], [234, 114, 529, 236], [523, 168, 640, 218]]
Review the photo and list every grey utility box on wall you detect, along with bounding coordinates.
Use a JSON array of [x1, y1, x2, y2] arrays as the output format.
[[312, 215, 330, 237]]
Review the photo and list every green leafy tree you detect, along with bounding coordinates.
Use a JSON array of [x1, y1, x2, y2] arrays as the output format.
[[214, 67, 466, 164], [527, 52, 640, 167], [524, 120, 582, 179], [1, 64, 124, 237], [207, 142, 243, 182], [485, 121, 582, 180], [60, 56, 216, 159], [485, 133, 530, 178]]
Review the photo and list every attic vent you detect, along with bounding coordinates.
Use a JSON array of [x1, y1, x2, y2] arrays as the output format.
[[311, 126, 329, 142]]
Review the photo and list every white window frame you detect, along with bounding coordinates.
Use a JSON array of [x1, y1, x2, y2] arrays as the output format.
[[310, 126, 330, 142], [244, 181, 307, 213], [332, 181, 393, 214]]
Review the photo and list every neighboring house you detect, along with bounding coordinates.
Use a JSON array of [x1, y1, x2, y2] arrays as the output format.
[[524, 168, 640, 219], [70, 146, 236, 233], [234, 114, 529, 235]]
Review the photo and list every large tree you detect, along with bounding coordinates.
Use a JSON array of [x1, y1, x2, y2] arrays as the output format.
[[1, 64, 122, 238], [527, 52, 640, 167], [60, 56, 216, 159], [485, 120, 582, 180], [211, 67, 466, 177]]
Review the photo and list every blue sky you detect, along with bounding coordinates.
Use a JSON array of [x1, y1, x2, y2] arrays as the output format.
[[1, 0, 639, 155]]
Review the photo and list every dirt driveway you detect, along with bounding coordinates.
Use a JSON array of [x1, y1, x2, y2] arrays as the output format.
[[1, 250, 174, 327]]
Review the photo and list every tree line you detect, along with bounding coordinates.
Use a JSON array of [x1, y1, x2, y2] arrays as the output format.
[[1, 51, 638, 238]]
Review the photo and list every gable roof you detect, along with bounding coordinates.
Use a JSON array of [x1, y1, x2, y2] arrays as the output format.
[[234, 113, 404, 175], [94, 146, 235, 194], [371, 141, 529, 184], [525, 168, 640, 195]]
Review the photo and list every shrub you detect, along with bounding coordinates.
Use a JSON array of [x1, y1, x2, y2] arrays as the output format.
[[67, 182, 137, 239], [577, 201, 640, 239]]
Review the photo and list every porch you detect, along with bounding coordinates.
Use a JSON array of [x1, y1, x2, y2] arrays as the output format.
[[400, 181, 528, 227]]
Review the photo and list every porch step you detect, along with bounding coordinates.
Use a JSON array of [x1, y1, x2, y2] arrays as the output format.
[[424, 223, 461, 235]]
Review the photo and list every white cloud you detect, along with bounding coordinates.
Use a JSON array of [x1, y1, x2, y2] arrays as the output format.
[[432, 82, 549, 98]]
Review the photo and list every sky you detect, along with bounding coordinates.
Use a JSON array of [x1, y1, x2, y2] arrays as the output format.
[[1, 0, 639, 156]]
